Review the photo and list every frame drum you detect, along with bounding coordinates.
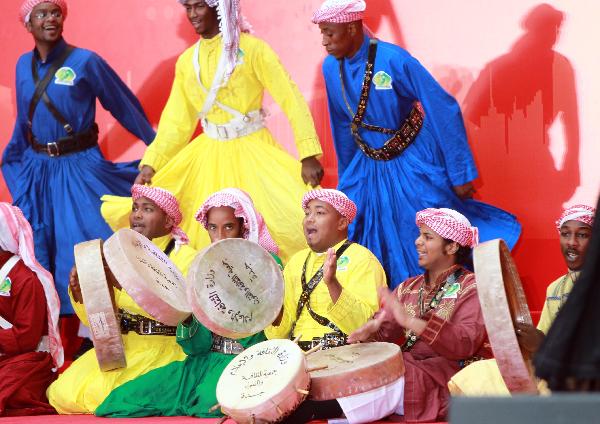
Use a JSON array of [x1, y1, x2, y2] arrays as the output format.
[[103, 228, 191, 326], [307, 342, 405, 400], [73, 239, 126, 371], [216, 339, 309, 423], [187, 238, 284, 339], [474, 238, 537, 393]]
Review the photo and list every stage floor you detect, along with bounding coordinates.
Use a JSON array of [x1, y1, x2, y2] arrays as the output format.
[[0, 415, 447, 424]]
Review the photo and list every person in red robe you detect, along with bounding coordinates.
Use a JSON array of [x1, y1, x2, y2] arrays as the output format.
[[0, 203, 63, 416], [346, 207, 492, 423]]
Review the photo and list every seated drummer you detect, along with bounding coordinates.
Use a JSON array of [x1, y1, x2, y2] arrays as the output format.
[[0, 203, 62, 416], [96, 188, 279, 418], [265, 188, 386, 348], [47, 185, 196, 414], [449, 204, 596, 396], [337, 208, 492, 424]]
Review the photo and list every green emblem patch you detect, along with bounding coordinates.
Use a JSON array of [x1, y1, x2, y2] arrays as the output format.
[[336, 255, 350, 271], [237, 48, 245, 64], [0, 277, 12, 296], [54, 66, 77, 86], [442, 282, 460, 299], [373, 70, 393, 90]]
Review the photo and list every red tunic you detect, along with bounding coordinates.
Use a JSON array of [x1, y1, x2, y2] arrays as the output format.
[[0, 251, 56, 416], [376, 265, 492, 422]]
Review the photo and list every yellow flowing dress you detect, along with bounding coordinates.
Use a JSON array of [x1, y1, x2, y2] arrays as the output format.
[[47, 236, 197, 414], [101, 33, 322, 263]]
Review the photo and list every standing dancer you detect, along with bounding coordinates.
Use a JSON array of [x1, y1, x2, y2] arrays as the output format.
[[312, 0, 520, 286], [2, 0, 155, 313]]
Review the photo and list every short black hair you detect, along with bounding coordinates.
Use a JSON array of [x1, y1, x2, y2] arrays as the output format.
[[443, 238, 473, 268]]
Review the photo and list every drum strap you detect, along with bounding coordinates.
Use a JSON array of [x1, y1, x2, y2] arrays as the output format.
[[290, 240, 354, 338], [402, 268, 464, 351], [163, 239, 176, 257]]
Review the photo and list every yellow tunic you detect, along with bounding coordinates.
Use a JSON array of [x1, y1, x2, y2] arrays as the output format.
[[101, 33, 322, 263], [47, 236, 197, 414], [265, 239, 387, 341], [447, 272, 577, 396]]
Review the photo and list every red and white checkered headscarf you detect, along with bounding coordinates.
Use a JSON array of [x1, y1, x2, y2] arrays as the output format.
[[0, 203, 63, 368], [312, 0, 366, 24], [416, 208, 479, 248], [302, 189, 357, 223], [131, 185, 189, 248], [556, 204, 596, 231], [195, 188, 279, 254], [20, 0, 67, 24]]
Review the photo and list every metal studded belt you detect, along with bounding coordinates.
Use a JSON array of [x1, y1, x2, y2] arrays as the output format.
[[297, 332, 347, 352], [119, 310, 177, 336], [210, 334, 244, 354]]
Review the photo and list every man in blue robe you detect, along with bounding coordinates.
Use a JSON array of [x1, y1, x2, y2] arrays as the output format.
[[2, 0, 156, 313], [313, 0, 521, 287]]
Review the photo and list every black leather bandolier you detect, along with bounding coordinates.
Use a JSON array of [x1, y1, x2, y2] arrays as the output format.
[[339, 38, 424, 161], [28, 45, 99, 157]]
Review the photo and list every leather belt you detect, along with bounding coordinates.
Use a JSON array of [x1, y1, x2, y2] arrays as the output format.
[[211, 334, 244, 354], [29, 123, 99, 157], [119, 310, 177, 336], [297, 332, 347, 352]]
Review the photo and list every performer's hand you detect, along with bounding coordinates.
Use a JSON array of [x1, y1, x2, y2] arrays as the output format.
[[323, 248, 342, 303], [69, 266, 83, 304], [378, 287, 426, 334], [515, 322, 545, 355], [348, 310, 387, 343], [135, 165, 155, 185], [301, 156, 324, 187], [453, 181, 475, 199]]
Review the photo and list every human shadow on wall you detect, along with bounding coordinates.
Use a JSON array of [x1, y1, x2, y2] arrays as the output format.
[[463, 3, 579, 239], [309, 0, 405, 188], [462, 3, 579, 307], [100, 13, 199, 160]]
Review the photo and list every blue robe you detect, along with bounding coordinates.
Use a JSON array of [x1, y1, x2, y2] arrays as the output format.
[[2, 39, 155, 313], [323, 36, 521, 287]]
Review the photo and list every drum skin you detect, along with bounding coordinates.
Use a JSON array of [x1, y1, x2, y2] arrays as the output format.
[[216, 339, 309, 423], [187, 238, 284, 339], [74, 239, 126, 371], [306, 342, 404, 401], [474, 239, 538, 393], [103, 228, 191, 326]]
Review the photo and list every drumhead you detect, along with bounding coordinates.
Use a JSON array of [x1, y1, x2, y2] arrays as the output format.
[[74, 239, 126, 371], [474, 238, 537, 393], [216, 339, 307, 412], [103, 228, 191, 326], [307, 342, 404, 400], [187, 238, 284, 339]]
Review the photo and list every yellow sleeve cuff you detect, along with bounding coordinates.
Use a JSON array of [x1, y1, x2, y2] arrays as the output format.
[[297, 137, 323, 161], [140, 148, 170, 173]]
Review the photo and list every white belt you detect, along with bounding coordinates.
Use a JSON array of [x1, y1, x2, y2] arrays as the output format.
[[201, 110, 265, 141]]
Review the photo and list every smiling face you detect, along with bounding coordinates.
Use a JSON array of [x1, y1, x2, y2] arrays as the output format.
[[559, 220, 592, 271], [303, 199, 348, 253], [414, 224, 459, 272], [182, 0, 219, 38], [129, 197, 174, 240], [26, 2, 64, 45], [206, 206, 244, 243]]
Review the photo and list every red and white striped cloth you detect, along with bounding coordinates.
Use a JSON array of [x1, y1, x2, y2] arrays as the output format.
[[20, 0, 67, 24], [556, 204, 596, 231], [312, 0, 366, 24], [131, 184, 189, 247], [195, 188, 279, 254], [302, 189, 357, 223], [416, 208, 479, 248], [0, 203, 63, 368]]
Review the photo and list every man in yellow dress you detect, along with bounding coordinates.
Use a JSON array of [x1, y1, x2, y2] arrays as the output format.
[[101, 0, 323, 263], [448, 204, 596, 395], [47, 185, 197, 414]]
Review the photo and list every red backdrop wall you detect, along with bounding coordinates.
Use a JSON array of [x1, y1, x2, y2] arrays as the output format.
[[1, 0, 599, 312]]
